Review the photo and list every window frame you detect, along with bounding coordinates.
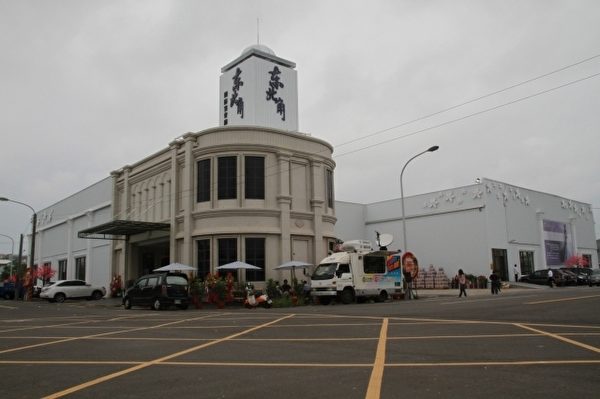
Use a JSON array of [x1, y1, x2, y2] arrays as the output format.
[[197, 159, 211, 202], [75, 257, 86, 281], [218, 156, 237, 200], [244, 156, 265, 199], [245, 237, 265, 282]]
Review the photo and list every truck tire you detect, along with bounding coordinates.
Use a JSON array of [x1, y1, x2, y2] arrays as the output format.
[[375, 290, 388, 302], [317, 296, 332, 305], [340, 288, 355, 304]]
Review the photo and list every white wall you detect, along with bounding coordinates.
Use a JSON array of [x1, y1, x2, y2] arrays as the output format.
[[34, 177, 112, 289], [334, 178, 598, 280]]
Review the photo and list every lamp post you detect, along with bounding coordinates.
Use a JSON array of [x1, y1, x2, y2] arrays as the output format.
[[0, 233, 15, 277], [400, 146, 439, 252], [0, 197, 37, 271]]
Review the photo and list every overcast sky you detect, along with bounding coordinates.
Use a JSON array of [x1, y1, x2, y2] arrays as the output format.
[[1, 0, 599, 255]]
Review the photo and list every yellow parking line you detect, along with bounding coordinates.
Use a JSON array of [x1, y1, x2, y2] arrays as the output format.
[[525, 294, 600, 305], [0, 314, 219, 355], [43, 314, 295, 399], [386, 359, 600, 367], [515, 323, 600, 353], [3, 359, 599, 368], [365, 318, 388, 399]]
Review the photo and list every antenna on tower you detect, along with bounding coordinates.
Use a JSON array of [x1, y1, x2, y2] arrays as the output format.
[[256, 18, 260, 44]]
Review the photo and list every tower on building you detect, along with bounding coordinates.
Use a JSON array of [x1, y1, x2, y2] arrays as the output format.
[[219, 44, 299, 131]]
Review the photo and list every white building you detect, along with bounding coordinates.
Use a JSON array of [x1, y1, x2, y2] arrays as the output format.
[[334, 178, 597, 280], [29, 178, 112, 286], [27, 46, 598, 292]]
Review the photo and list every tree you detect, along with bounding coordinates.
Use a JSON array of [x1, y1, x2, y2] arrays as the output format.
[[565, 255, 589, 267], [36, 264, 56, 284]]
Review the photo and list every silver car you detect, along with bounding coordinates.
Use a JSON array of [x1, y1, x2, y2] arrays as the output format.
[[40, 279, 106, 303]]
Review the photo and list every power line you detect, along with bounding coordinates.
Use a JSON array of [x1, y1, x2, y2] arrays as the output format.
[[333, 53, 600, 150], [335, 71, 600, 158]]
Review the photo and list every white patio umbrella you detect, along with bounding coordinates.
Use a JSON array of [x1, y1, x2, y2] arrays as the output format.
[[153, 263, 196, 272], [274, 260, 313, 282], [216, 261, 262, 282], [216, 261, 261, 270]]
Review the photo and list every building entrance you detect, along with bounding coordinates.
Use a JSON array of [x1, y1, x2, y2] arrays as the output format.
[[134, 241, 170, 278], [492, 248, 508, 281]]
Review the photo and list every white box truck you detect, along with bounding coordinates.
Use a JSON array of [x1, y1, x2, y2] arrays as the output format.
[[310, 240, 403, 304]]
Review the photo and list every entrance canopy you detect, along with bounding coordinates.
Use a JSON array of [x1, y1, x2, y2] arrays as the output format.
[[78, 220, 170, 240]]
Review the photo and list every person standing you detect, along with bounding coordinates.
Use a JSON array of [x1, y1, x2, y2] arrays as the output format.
[[513, 264, 519, 282], [489, 271, 500, 294], [458, 269, 467, 297], [547, 269, 554, 288]]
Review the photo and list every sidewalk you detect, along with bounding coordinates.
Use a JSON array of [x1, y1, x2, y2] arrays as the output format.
[[413, 282, 545, 298], [88, 284, 544, 309]]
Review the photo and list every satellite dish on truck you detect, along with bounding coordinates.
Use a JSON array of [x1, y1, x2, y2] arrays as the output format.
[[375, 232, 394, 250]]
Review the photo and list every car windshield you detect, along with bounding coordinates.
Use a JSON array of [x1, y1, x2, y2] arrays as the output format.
[[312, 263, 337, 280], [166, 275, 188, 285]]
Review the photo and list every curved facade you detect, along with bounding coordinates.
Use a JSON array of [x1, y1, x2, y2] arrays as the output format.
[[111, 126, 336, 286]]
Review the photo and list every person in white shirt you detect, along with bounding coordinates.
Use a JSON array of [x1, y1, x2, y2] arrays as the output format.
[[547, 269, 554, 288]]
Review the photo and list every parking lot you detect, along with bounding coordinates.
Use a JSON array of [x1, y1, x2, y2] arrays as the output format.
[[1, 286, 599, 398]]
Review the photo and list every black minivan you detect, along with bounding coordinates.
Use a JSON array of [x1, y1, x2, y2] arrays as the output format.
[[123, 272, 190, 310]]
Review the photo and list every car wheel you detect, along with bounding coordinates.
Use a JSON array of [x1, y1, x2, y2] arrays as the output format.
[[123, 297, 132, 309], [152, 298, 162, 311], [91, 291, 103, 300], [54, 293, 66, 303]]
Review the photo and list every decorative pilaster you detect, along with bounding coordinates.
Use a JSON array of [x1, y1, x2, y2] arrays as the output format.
[[169, 142, 180, 263], [182, 134, 195, 265], [278, 151, 292, 261]]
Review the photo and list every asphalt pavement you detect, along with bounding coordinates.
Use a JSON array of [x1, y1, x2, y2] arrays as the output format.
[[1, 283, 598, 399]]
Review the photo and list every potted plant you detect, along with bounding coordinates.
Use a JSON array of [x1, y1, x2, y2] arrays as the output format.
[[212, 279, 227, 308], [190, 278, 204, 309]]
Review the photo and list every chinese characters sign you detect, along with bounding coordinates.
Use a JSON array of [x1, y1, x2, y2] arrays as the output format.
[[230, 67, 244, 118], [266, 66, 286, 121]]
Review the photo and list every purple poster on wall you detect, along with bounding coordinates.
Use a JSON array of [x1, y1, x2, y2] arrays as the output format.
[[543, 220, 573, 266]]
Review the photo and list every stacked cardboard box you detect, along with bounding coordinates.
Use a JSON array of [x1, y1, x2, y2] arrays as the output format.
[[435, 267, 450, 289], [414, 265, 451, 289]]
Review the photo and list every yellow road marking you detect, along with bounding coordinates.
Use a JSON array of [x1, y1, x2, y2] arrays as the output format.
[[43, 314, 295, 399], [365, 318, 388, 399], [525, 294, 600, 305], [0, 314, 219, 355], [515, 323, 600, 353], [2, 359, 599, 368], [386, 359, 600, 367]]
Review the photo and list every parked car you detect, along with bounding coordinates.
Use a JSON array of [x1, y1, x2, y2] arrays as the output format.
[[519, 269, 570, 286], [557, 268, 578, 286], [561, 267, 592, 285], [0, 281, 15, 299], [589, 269, 600, 287], [40, 280, 106, 303], [122, 272, 190, 310]]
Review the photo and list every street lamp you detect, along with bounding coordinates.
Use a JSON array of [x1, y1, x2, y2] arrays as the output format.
[[400, 146, 439, 252], [0, 197, 37, 272], [0, 233, 15, 277]]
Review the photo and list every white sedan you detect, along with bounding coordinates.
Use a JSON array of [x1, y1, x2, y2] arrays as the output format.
[[40, 280, 106, 303]]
